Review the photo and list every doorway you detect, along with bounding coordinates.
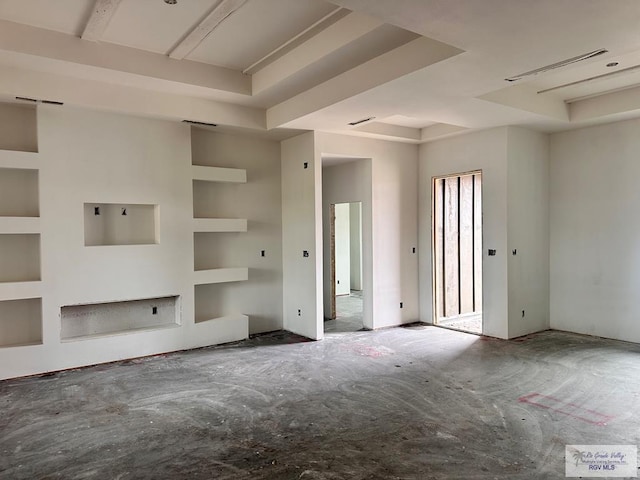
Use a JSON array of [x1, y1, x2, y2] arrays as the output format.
[[432, 172, 482, 334], [325, 201, 363, 332]]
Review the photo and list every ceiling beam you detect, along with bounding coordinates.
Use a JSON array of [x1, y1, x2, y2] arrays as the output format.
[[169, 0, 249, 60], [0, 65, 265, 130], [252, 12, 382, 95], [0, 20, 251, 96], [267, 37, 464, 129], [81, 0, 123, 42]]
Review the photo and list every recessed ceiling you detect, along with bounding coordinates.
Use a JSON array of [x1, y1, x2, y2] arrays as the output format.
[[1, 0, 640, 141], [0, 0, 93, 36], [100, 0, 216, 54], [187, 0, 338, 70]]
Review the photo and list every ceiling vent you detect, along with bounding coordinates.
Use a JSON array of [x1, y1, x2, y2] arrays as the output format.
[[182, 120, 217, 127], [505, 48, 608, 82], [348, 116, 375, 126], [538, 63, 640, 96], [16, 96, 64, 105]]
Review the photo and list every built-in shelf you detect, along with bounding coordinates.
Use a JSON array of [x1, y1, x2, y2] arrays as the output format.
[[84, 203, 159, 246], [0, 217, 40, 234], [195, 312, 249, 325], [0, 281, 41, 302], [192, 165, 246, 183], [194, 267, 248, 285], [194, 283, 249, 330], [0, 234, 41, 283], [0, 150, 39, 170], [0, 103, 38, 153], [61, 296, 180, 341], [0, 168, 39, 217], [0, 297, 42, 348], [193, 218, 247, 233]]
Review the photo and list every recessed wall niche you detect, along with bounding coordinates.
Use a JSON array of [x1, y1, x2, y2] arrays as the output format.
[[84, 203, 159, 246], [0, 298, 42, 347], [0, 168, 39, 217], [61, 296, 180, 340]]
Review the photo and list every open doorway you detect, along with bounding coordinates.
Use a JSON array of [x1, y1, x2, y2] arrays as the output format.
[[432, 172, 482, 334], [325, 201, 363, 332]]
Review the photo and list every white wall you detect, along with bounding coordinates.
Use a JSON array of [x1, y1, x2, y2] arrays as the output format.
[[191, 129, 283, 334], [420, 127, 549, 339], [0, 106, 283, 380], [550, 118, 640, 343], [334, 202, 351, 296], [318, 133, 419, 329], [349, 202, 363, 291], [507, 127, 550, 338], [281, 132, 323, 340], [0, 106, 197, 379], [419, 128, 509, 338], [322, 161, 372, 326]]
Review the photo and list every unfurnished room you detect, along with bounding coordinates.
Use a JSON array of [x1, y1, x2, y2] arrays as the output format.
[[1, 1, 640, 479]]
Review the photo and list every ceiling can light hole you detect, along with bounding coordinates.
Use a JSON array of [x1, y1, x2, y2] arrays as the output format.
[[607, 62, 619, 67], [164, 0, 177, 4]]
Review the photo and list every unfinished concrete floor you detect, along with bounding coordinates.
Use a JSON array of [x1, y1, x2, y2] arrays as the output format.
[[324, 291, 364, 333], [2, 326, 640, 479]]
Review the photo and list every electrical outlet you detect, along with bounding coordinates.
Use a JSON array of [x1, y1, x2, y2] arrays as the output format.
[[303, 162, 308, 169], [400, 302, 403, 309], [152, 306, 158, 315], [337, 280, 340, 284], [522, 310, 525, 317], [297, 309, 301, 316], [412, 247, 416, 254], [488, 249, 496, 256], [303, 250, 309, 257], [261, 250, 265, 257]]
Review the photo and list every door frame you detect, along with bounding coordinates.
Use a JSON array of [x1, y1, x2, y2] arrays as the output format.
[[431, 170, 483, 329]]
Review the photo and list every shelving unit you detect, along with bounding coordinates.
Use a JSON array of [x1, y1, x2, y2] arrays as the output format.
[[194, 267, 249, 285], [191, 158, 249, 328], [0, 103, 42, 351], [192, 165, 246, 183]]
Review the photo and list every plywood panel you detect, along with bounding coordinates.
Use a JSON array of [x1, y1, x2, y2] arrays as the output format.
[[444, 177, 459, 316], [459, 174, 474, 314], [474, 174, 483, 311]]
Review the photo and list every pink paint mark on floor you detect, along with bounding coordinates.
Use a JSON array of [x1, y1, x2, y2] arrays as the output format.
[[348, 344, 391, 358], [518, 393, 614, 426]]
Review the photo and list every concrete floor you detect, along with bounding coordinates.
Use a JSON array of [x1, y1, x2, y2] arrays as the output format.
[[438, 312, 482, 334], [1, 326, 640, 479], [324, 291, 364, 333]]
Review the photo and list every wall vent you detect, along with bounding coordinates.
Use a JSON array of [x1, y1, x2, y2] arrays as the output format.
[[505, 48, 608, 82]]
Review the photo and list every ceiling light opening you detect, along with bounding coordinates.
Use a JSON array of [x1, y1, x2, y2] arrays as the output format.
[[607, 62, 619, 67], [348, 117, 375, 126], [164, 0, 177, 5]]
